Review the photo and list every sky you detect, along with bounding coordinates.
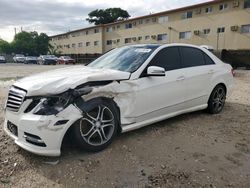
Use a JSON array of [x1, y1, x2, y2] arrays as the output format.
[[0, 0, 212, 42]]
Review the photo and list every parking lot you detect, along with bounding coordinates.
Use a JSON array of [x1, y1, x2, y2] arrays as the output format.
[[0, 63, 250, 187]]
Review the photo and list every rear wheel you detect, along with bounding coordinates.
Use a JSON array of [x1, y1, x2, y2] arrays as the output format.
[[207, 85, 226, 114], [72, 100, 119, 152]]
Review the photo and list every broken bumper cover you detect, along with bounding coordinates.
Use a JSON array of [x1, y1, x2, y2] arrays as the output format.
[[3, 104, 82, 156]]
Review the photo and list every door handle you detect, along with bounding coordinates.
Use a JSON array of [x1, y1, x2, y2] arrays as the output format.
[[208, 69, 214, 74], [176, 76, 185, 81]]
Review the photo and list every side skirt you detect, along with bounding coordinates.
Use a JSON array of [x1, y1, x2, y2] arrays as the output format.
[[121, 104, 207, 133]]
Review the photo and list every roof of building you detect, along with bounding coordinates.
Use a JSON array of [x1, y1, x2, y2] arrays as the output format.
[[49, 0, 223, 38]]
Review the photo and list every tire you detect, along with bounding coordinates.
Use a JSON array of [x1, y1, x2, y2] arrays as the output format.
[[207, 85, 226, 114], [72, 99, 119, 152]]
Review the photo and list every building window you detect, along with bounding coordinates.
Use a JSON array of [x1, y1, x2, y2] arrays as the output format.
[[117, 25, 120, 29], [72, 43, 76, 48], [125, 38, 132, 44], [139, 20, 143, 24], [78, 42, 82, 47], [157, 34, 167, 41], [217, 27, 225, 33], [158, 16, 168, 23], [152, 17, 157, 22], [138, 36, 142, 41], [106, 40, 112, 45], [181, 11, 192, 19], [86, 30, 89, 35], [219, 3, 228, 11], [205, 7, 213, 13], [117, 39, 120, 43], [145, 19, 150, 23], [145, 35, 150, 40], [179, 31, 191, 39], [241, 25, 250, 33], [125, 23, 133, 29], [94, 41, 99, 46], [106, 27, 112, 32], [86, 42, 90, 46], [94, 29, 99, 33], [203, 29, 211, 34], [244, 0, 250, 8]]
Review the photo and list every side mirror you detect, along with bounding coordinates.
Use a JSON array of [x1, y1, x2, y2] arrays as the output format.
[[147, 66, 165, 76]]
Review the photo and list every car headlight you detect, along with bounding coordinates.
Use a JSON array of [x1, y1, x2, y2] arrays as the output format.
[[33, 92, 71, 115], [32, 87, 93, 115]]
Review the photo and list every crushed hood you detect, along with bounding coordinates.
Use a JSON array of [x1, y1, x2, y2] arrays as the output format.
[[13, 65, 131, 96]]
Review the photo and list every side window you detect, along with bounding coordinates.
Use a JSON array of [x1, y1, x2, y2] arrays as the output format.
[[180, 47, 206, 67], [150, 47, 181, 71], [204, 54, 215, 65]]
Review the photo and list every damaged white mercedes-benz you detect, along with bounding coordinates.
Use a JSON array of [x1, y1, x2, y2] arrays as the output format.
[[3, 44, 234, 156]]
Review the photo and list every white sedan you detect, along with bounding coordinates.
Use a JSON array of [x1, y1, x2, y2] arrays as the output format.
[[3, 43, 234, 156]]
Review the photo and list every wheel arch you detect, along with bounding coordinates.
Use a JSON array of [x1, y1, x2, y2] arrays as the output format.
[[61, 96, 122, 150], [208, 82, 227, 104]]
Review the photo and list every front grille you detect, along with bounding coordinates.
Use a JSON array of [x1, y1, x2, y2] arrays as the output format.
[[6, 86, 26, 112]]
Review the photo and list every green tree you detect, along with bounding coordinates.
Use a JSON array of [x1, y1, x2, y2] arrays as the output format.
[[86, 8, 130, 25], [0, 39, 11, 54], [11, 31, 50, 55]]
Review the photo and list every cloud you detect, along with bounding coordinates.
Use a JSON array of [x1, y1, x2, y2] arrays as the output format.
[[0, 0, 211, 42]]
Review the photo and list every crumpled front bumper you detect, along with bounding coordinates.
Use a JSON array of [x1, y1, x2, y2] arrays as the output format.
[[3, 104, 82, 156]]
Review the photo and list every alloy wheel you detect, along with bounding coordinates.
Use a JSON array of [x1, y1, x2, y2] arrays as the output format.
[[79, 105, 115, 146], [212, 87, 225, 112]]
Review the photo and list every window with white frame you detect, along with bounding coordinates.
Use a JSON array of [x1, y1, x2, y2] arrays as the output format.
[[203, 29, 211, 34], [72, 43, 76, 48], [94, 41, 99, 46], [94, 28, 99, 33], [179, 31, 191, 39], [125, 23, 133, 29], [145, 35, 150, 40], [205, 7, 213, 13], [125, 38, 132, 43], [106, 40, 112, 45], [158, 16, 168, 23], [157, 34, 167, 41], [78, 42, 82, 47], [241, 25, 250, 33], [181, 11, 192, 19], [86, 42, 90, 46], [106, 27, 112, 32], [217, 27, 225, 33], [219, 3, 228, 11], [138, 20, 143, 24]]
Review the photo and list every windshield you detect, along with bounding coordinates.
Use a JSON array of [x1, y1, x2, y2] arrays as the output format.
[[87, 45, 159, 73]]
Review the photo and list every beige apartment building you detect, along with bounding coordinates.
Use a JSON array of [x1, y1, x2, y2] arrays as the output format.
[[50, 0, 250, 55]]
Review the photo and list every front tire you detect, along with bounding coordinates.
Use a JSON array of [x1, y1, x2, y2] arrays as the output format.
[[72, 100, 119, 152], [207, 85, 226, 114]]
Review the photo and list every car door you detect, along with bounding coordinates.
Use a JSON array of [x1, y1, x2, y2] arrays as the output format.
[[179, 47, 216, 108], [132, 47, 187, 123]]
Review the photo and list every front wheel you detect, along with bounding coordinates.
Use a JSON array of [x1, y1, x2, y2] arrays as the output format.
[[72, 100, 119, 152], [207, 85, 226, 114]]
